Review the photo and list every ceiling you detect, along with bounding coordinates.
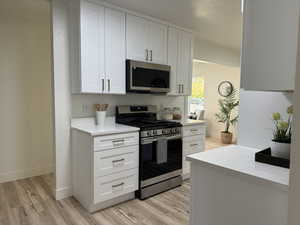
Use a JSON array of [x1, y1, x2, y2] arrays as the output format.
[[105, 0, 242, 51]]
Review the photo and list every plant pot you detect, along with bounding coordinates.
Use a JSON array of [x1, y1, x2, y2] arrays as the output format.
[[221, 132, 233, 144], [270, 140, 291, 159]]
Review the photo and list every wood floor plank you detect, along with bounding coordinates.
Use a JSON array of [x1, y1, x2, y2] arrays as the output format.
[[0, 174, 191, 225], [0, 185, 11, 225], [3, 181, 21, 209]]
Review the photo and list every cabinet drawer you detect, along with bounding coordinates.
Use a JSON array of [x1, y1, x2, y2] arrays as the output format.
[[94, 145, 139, 177], [183, 125, 205, 137], [94, 132, 139, 151], [183, 135, 205, 155], [94, 168, 138, 204]]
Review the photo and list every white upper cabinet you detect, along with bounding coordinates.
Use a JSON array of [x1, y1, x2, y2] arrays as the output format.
[[241, 0, 299, 91], [126, 15, 149, 62], [168, 27, 193, 96], [147, 21, 168, 64], [72, 0, 126, 94], [126, 14, 168, 64], [80, 1, 105, 93], [104, 8, 126, 94]]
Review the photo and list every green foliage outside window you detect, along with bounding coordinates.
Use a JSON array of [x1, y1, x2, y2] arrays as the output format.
[[191, 77, 204, 99]]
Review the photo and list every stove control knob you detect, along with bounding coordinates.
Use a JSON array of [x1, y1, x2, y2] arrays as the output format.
[[153, 130, 157, 135]]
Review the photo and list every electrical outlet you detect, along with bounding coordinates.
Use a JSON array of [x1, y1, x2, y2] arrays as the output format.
[[82, 104, 88, 113]]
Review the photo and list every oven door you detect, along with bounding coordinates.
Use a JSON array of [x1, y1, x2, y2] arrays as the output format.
[[140, 136, 182, 187], [126, 60, 170, 93]]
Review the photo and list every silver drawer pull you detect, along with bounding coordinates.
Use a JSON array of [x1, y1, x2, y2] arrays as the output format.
[[112, 182, 124, 188], [112, 158, 125, 163], [190, 129, 198, 132], [190, 143, 199, 147], [112, 139, 125, 146]]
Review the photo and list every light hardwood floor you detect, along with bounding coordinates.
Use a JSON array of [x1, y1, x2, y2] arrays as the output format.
[[0, 174, 191, 225], [0, 139, 225, 225]]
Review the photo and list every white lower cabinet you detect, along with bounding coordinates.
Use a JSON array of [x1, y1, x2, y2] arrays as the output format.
[[182, 124, 206, 179], [72, 130, 139, 212], [94, 168, 138, 203]]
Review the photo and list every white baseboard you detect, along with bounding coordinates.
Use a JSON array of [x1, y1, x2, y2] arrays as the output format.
[[0, 164, 53, 184], [55, 186, 73, 200]]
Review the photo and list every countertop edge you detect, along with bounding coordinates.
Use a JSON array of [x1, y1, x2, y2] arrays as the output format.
[[71, 126, 140, 136], [187, 155, 289, 190]]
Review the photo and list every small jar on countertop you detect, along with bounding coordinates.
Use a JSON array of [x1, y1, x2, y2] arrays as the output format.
[[173, 107, 182, 120]]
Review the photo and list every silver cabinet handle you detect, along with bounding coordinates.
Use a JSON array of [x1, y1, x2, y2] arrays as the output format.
[[107, 79, 111, 92], [181, 84, 184, 94], [112, 139, 125, 146], [112, 158, 125, 163], [190, 129, 198, 132], [178, 84, 181, 94], [150, 50, 153, 61], [101, 78, 105, 92], [112, 182, 124, 188], [146, 49, 149, 61]]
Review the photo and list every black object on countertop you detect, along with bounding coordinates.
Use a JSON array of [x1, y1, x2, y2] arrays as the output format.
[[255, 148, 290, 169]]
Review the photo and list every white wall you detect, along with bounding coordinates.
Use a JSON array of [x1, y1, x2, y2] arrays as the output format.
[[0, 0, 53, 183], [194, 38, 241, 68], [288, 10, 300, 225], [52, 0, 73, 199], [193, 61, 240, 141], [238, 90, 293, 149]]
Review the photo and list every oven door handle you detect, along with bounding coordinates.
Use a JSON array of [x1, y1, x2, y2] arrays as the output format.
[[141, 136, 182, 145]]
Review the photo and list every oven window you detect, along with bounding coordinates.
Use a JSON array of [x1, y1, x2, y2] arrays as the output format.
[[140, 138, 182, 181], [132, 67, 170, 88]]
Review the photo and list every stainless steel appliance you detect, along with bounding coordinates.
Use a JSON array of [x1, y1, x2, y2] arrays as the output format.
[[116, 105, 182, 199], [126, 60, 171, 93]]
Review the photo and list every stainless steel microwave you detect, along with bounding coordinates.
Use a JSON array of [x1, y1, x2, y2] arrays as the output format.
[[126, 60, 171, 93]]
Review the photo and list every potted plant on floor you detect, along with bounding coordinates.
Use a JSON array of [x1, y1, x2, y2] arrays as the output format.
[[271, 106, 293, 159], [215, 89, 239, 144]]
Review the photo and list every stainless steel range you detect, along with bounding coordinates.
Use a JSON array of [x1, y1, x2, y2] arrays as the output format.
[[116, 105, 183, 199]]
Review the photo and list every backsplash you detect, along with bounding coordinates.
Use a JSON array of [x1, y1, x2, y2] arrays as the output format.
[[72, 94, 185, 118]]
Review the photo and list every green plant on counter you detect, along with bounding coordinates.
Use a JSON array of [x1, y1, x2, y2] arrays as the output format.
[[272, 105, 293, 143], [215, 88, 239, 133]]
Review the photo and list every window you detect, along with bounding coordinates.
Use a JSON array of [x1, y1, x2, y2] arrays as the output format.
[[189, 76, 205, 115]]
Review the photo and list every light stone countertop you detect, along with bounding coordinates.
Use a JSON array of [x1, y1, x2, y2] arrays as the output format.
[[187, 145, 289, 189], [71, 117, 140, 136]]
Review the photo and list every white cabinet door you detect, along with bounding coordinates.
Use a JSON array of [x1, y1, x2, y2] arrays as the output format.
[[167, 27, 180, 95], [105, 8, 126, 94], [126, 14, 148, 62], [241, 0, 299, 91], [167, 27, 193, 96], [178, 31, 193, 96], [147, 21, 168, 64], [80, 1, 105, 93]]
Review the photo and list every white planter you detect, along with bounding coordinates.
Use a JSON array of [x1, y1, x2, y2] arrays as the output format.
[[270, 141, 291, 159], [96, 111, 106, 126]]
